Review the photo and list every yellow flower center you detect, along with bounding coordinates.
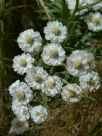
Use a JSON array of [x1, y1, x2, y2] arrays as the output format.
[[16, 121, 24, 128], [68, 90, 77, 98], [19, 58, 27, 67], [87, 80, 95, 86], [25, 36, 34, 44], [73, 60, 82, 69], [46, 81, 55, 89], [17, 91, 25, 100], [49, 49, 58, 58], [36, 112, 41, 116], [92, 16, 100, 26], [51, 27, 60, 36], [35, 73, 42, 82]]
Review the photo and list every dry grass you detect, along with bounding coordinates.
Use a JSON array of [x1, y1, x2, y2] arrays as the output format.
[[0, 89, 102, 136]]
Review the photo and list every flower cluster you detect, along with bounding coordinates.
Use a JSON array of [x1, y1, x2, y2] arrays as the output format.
[[65, 0, 102, 32], [9, 16, 100, 135]]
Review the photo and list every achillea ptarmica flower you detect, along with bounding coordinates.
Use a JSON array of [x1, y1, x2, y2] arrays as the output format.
[[90, 0, 102, 11], [42, 43, 65, 66], [65, 0, 102, 15], [86, 12, 102, 32], [65, 0, 91, 15], [9, 80, 33, 104], [41, 75, 63, 97], [61, 83, 82, 103], [44, 20, 67, 43], [30, 105, 48, 124], [79, 71, 100, 92], [65, 0, 76, 14], [12, 99, 30, 121], [66, 50, 95, 77], [13, 53, 34, 75], [17, 29, 42, 53], [25, 66, 48, 90], [9, 118, 29, 135]]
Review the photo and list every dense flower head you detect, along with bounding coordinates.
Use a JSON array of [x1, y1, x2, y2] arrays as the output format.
[[86, 12, 102, 32], [9, 80, 33, 104], [66, 50, 95, 77], [88, 0, 102, 11], [65, 0, 102, 15], [17, 29, 42, 53], [9, 118, 29, 135], [12, 99, 30, 121], [41, 75, 63, 97], [93, 1, 102, 11], [42, 43, 65, 66], [61, 83, 82, 103], [13, 53, 34, 75], [30, 105, 48, 124], [44, 20, 67, 43], [79, 71, 100, 92], [65, 0, 91, 14], [25, 66, 48, 90]]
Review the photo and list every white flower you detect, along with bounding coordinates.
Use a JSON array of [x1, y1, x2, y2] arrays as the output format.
[[12, 99, 30, 121], [25, 66, 48, 90], [41, 76, 63, 97], [65, 0, 90, 15], [66, 50, 95, 77], [86, 12, 102, 32], [44, 20, 67, 43], [30, 105, 48, 124], [79, 71, 100, 92], [17, 29, 42, 53], [42, 43, 65, 66], [9, 118, 29, 135], [89, 0, 102, 11], [9, 80, 33, 104], [93, 2, 102, 11], [65, 0, 76, 14], [61, 83, 82, 103], [13, 53, 34, 75], [66, 0, 102, 15]]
